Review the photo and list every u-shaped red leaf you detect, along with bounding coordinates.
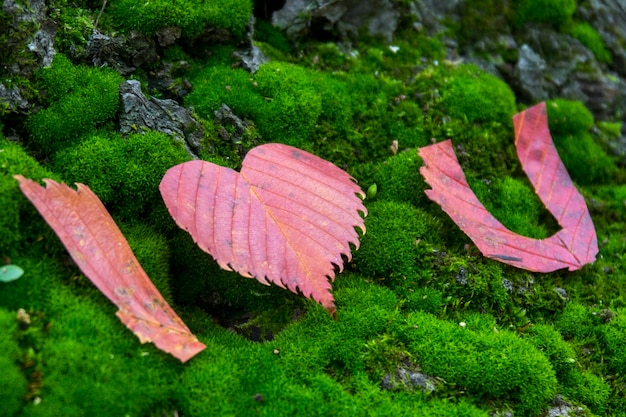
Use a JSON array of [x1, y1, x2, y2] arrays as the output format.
[[419, 102, 598, 272]]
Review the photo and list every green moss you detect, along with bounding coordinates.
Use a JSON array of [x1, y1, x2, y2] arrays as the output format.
[[53, 131, 190, 220], [353, 201, 442, 284], [436, 257, 512, 318], [27, 54, 123, 155], [187, 55, 428, 168], [562, 370, 609, 415], [404, 287, 445, 315], [24, 285, 179, 417], [0, 308, 28, 416], [521, 323, 609, 413], [546, 99, 594, 137], [108, 0, 252, 39], [554, 303, 599, 340], [404, 311, 558, 414], [546, 96, 616, 186], [513, 0, 576, 27], [469, 175, 552, 239], [441, 65, 516, 124], [254, 62, 323, 149], [524, 324, 577, 380], [0, 138, 60, 255], [255, 19, 293, 55], [121, 223, 173, 304], [552, 132, 618, 185], [358, 149, 426, 207], [567, 22, 612, 63], [598, 308, 626, 375], [49, 5, 95, 57]]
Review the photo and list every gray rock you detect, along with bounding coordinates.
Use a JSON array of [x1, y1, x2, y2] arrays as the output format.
[[2, 0, 56, 76], [156, 26, 182, 47], [87, 30, 159, 76], [233, 16, 269, 74], [455, 266, 468, 285], [554, 287, 569, 301], [382, 367, 437, 392], [0, 83, 30, 114], [409, 0, 460, 36], [578, 0, 626, 79], [27, 18, 56, 68], [546, 395, 585, 417], [214, 103, 253, 146], [147, 60, 193, 100], [119, 80, 204, 158], [272, 0, 400, 42], [514, 44, 549, 101]]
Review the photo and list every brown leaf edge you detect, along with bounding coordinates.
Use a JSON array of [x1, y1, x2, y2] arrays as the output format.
[[15, 175, 206, 362]]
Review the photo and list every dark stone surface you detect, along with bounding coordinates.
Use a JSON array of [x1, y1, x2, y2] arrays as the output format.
[[272, 0, 400, 42], [1, 0, 56, 77], [119, 80, 204, 158], [87, 30, 159, 76]]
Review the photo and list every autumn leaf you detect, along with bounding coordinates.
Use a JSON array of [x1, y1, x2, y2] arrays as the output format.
[[159, 143, 366, 315], [418, 102, 598, 272], [15, 176, 206, 362]]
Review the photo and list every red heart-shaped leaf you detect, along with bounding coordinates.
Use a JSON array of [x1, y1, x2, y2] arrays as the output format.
[[159, 143, 366, 315]]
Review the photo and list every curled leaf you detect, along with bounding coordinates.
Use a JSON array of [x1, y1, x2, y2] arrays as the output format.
[[15, 175, 205, 362], [419, 102, 598, 272]]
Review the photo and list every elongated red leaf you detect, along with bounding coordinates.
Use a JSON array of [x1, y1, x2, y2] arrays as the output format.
[[15, 175, 206, 362], [160, 143, 366, 315], [418, 102, 598, 272]]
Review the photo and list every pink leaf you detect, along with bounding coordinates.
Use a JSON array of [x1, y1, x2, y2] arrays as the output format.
[[160, 143, 366, 315], [16, 175, 206, 362], [418, 102, 598, 272]]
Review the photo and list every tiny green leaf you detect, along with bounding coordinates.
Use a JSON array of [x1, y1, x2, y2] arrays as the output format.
[[0, 265, 24, 283]]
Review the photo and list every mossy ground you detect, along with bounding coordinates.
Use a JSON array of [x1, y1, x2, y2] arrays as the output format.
[[1, 2, 626, 416]]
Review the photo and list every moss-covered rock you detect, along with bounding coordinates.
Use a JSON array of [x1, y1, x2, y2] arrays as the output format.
[[441, 65, 516, 124], [567, 22, 613, 64], [404, 311, 558, 414], [108, 0, 252, 39], [353, 200, 442, 284], [513, 0, 577, 27], [26, 55, 123, 156], [53, 131, 190, 220]]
